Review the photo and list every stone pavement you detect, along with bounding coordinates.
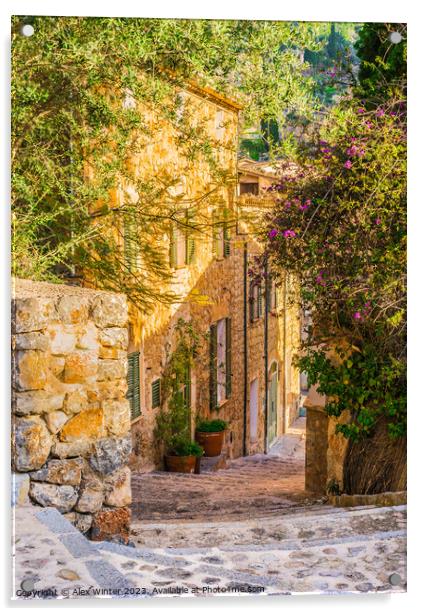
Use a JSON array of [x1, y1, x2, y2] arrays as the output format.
[[13, 503, 406, 599], [131, 417, 309, 522]]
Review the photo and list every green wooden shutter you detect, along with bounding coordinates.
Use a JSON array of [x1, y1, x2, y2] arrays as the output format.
[[185, 208, 196, 265], [124, 216, 137, 273], [258, 283, 263, 318], [225, 317, 232, 399], [151, 378, 161, 409], [209, 323, 218, 410], [169, 224, 178, 268], [127, 352, 141, 420], [223, 209, 231, 258]]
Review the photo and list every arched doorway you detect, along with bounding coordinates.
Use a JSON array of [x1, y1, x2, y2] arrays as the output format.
[[267, 361, 278, 448]]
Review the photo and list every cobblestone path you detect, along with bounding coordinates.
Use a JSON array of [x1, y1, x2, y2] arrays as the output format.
[[131, 418, 311, 522]]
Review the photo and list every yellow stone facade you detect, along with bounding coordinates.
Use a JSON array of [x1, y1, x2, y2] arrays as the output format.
[[118, 82, 302, 470]]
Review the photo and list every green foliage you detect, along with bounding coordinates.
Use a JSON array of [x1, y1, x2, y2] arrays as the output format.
[[264, 92, 406, 439], [154, 319, 205, 454], [196, 418, 228, 433], [355, 23, 407, 99], [169, 436, 204, 458], [12, 16, 327, 309]]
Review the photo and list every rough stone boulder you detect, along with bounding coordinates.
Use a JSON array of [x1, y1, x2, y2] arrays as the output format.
[[104, 466, 132, 507], [13, 350, 50, 391], [12, 416, 52, 471], [12, 296, 55, 333], [30, 458, 83, 485], [91, 295, 127, 328], [29, 483, 78, 513], [59, 407, 105, 442], [89, 436, 132, 475], [91, 507, 131, 543]]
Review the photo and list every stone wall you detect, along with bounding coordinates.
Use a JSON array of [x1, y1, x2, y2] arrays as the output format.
[[12, 279, 132, 542]]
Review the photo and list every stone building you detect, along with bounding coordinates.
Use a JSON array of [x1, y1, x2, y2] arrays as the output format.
[[118, 82, 302, 470]]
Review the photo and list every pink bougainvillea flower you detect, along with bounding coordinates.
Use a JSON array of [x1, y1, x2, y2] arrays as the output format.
[[283, 230, 296, 238], [268, 229, 279, 239], [376, 108, 385, 117], [364, 121, 373, 129], [357, 108, 366, 114], [353, 311, 362, 320], [299, 203, 309, 212], [344, 160, 353, 169], [375, 218, 381, 225]]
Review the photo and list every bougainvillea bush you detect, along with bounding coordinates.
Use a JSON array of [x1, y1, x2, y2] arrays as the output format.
[[264, 98, 406, 440]]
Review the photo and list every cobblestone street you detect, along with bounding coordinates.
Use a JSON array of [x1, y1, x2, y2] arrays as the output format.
[[13, 421, 407, 598], [131, 419, 311, 523]]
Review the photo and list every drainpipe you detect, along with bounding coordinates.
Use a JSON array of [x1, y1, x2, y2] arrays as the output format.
[[264, 257, 269, 453], [242, 241, 248, 456]]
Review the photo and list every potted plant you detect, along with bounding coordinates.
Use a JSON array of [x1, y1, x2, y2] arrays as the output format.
[[195, 418, 228, 457], [164, 435, 204, 474]]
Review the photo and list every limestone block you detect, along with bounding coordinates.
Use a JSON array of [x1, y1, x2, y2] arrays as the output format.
[[53, 440, 92, 459], [99, 347, 126, 360], [63, 351, 97, 383], [49, 324, 77, 355], [12, 472, 30, 506], [104, 466, 131, 507], [29, 482, 78, 513], [76, 322, 99, 351], [64, 512, 93, 534], [56, 295, 89, 324], [63, 390, 88, 414], [44, 410, 68, 434], [98, 327, 128, 349], [90, 507, 131, 543], [13, 297, 55, 333], [13, 350, 49, 391], [14, 332, 50, 352], [89, 435, 132, 475], [13, 391, 65, 416], [91, 295, 127, 328], [49, 355, 66, 377], [87, 379, 128, 405], [30, 458, 83, 485], [75, 468, 104, 513], [59, 407, 105, 442], [97, 358, 127, 382], [12, 416, 52, 471], [103, 399, 131, 437]]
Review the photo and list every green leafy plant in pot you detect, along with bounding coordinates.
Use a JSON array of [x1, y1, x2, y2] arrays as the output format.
[[195, 418, 228, 457]]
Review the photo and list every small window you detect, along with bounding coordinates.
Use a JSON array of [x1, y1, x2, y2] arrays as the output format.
[[209, 317, 232, 409], [240, 182, 259, 195], [127, 352, 141, 420], [212, 210, 231, 259], [250, 282, 263, 321], [151, 379, 161, 409], [169, 211, 196, 268]]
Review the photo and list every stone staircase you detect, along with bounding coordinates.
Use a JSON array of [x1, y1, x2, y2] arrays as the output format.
[[13, 503, 406, 599]]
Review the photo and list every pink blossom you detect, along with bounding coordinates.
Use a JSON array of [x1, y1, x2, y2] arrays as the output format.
[[376, 108, 385, 117], [357, 108, 366, 114], [375, 218, 381, 225], [353, 311, 362, 320], [268, 229, 279, 239], [283, 230, 296, 238], [344, 160, 353, 169]]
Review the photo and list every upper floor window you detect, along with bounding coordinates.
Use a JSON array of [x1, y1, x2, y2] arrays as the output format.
[[250, 281, 263, 321], [215, 109, 225, 141], [212, 209, 231, 259], [169, 210, 196, 268], [240, 182, 259, 196], [127, 351, 141, 420]]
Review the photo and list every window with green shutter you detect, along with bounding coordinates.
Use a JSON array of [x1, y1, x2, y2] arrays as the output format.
[[209, 323, 218, 410], [151, 378, 161, 409], [212, 208, 231, 259], [250, 282, 263, 321], [225, 317, 232, 398], [123, 216, 138, 273], [127, 352, 141, 420]]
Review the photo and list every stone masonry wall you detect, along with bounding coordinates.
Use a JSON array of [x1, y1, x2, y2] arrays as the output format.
[[12, 279, 132, 542]]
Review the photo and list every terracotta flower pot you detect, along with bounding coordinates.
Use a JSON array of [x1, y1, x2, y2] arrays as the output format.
[[195, 430, 225, 457], [164, 454, 197, 473]]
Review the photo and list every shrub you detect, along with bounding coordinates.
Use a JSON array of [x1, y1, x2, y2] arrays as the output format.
[[196, 418, 228, 433]]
